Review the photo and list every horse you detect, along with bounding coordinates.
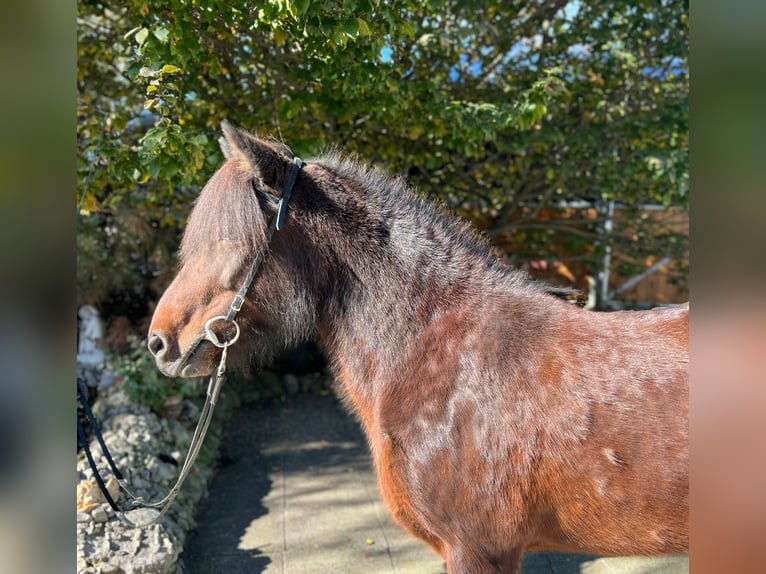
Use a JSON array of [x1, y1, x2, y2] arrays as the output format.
[[148, 122, 688, 573]]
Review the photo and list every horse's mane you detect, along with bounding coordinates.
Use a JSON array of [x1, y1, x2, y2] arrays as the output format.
[[312, 152, 572, 299], [181, 147, 575, 300], [180, 161, 269, 264]]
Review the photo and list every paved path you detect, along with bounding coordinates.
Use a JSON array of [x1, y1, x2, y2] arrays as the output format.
[[180, 394, 688, 574]]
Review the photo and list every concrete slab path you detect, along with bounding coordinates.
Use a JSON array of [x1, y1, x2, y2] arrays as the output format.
[[180, 394, 688, 574]]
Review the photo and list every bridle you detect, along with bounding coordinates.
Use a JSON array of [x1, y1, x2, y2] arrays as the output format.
[[201, 155, 304, 377], [77, 156, 304, 526]]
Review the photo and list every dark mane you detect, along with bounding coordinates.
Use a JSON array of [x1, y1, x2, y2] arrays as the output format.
[[310, 151, 559, 297], [179, 161, 268, 264], [182, 148, 566, 300]]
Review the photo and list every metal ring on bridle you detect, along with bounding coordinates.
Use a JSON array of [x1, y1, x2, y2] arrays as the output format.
[[204, 315, 241, 348]]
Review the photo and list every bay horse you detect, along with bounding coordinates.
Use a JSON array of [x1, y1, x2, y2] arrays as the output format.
[[148, 122, 688, 573]]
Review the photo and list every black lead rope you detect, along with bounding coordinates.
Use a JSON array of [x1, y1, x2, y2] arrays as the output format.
[[77, 155, 304, 523], [77, 378, 122, 512]]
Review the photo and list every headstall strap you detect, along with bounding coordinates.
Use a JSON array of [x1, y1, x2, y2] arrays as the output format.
[[225, 156, 304, 323], [78, 155, 304, 527]]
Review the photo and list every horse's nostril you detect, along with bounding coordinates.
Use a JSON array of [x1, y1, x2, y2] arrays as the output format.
[[148, 333, 166, 357]]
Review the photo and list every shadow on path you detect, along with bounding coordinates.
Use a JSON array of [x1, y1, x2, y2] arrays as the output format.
[[179, 398, 278, 574], [181, 394, 379, 574]]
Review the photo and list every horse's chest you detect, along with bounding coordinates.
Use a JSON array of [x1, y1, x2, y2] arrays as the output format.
[[369, 430, 447, 551]]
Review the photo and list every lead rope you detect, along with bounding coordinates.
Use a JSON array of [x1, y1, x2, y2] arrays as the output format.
[[115, 322, 238, 527], [78, 156, 303, 527]]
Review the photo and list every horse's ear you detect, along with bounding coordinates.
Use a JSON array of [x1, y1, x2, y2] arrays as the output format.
[[220, 120, 294, 190], [218, 133, 233, 160], [220, 120, 252, 161]]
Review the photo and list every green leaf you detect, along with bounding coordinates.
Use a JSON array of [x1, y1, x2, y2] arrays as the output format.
[[400, 21, 415, 38], [274, 27, 287, 48], [160, 64, 182, 75], [134, 27, 149, 47], [356, 18, 371, 36], [190, 134, 209, 146], [153, 27, 170, 43], [340, 19, 359, 40], [293, 0, 311, 16], [123, 26, 143, 41], [138, 67, 160, 78]]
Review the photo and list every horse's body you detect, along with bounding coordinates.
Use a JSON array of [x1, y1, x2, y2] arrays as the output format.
[[148, 123, 688, 573]]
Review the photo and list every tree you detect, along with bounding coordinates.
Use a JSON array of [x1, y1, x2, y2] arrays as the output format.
[[77, 0, 688, 323]]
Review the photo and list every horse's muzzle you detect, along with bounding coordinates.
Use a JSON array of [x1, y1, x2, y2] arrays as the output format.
[[147, 331, 215, 378]]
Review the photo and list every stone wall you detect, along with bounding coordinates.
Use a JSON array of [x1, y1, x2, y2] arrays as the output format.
[[76, 367, 334, 574]]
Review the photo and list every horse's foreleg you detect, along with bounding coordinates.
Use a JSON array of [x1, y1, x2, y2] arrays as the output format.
[[444, 545, 523, 574]]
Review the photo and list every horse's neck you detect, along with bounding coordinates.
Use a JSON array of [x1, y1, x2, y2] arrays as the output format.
[[311, 201, 492, 408]]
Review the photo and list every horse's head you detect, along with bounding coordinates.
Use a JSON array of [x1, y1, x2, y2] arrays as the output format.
[[147, 122, 317, 378]]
